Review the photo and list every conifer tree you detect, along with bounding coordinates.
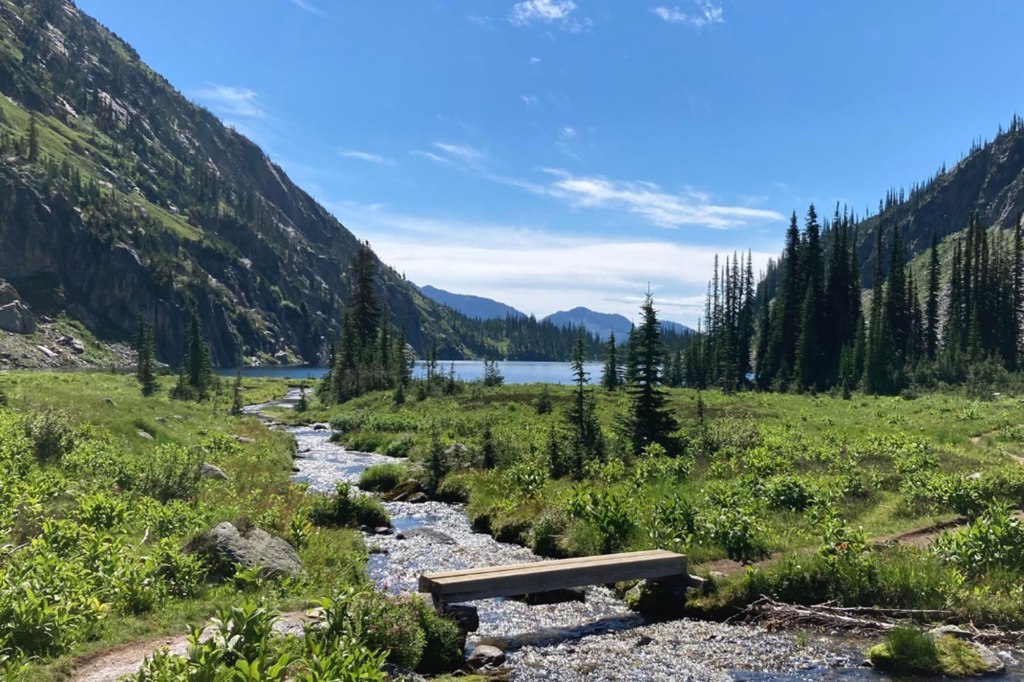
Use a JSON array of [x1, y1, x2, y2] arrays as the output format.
[[230, 368, 243, 415], [27, 113, 39, 162], [763, 212, 802, 387], [171, 307, 214, 401], [565, 334, 603, 479], [600, 332, 621, 390], [135, 314, 158, 397], [625, 293, 678, 456], [863, 225, 891, 393]]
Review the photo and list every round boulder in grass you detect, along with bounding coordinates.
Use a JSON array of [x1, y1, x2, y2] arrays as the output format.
[[194, 522, 307, 579]]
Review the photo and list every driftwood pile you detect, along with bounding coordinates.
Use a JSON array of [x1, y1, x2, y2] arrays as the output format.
[[736, 596, 1024, 646]]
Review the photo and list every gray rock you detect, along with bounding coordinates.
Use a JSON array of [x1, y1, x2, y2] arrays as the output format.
[[0, 301, 36, 334], [312, 423, 329, 431], [382, 479, 424, 502], [199, 522, 307, 579], [406, 492, 429, 504], [200, 463, 229, 480], [137, 429, 154, 440], [927, 627, 1006, 677], [395, 527, 456, 545], [466, 644, 506, 670], [0, 281, 18, 306], [234, 435, 256, 444], [57, 335, 85, 353], [36, 344, 58, 359], [928, 625, 974, 641]]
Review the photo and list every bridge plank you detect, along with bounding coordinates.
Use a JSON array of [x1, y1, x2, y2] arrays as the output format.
[[419, 550, 689, 604]]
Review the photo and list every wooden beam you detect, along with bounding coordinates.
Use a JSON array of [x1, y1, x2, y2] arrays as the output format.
[[419, 550, 689, 604]]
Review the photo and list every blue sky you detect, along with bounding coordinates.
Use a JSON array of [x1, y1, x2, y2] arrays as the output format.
[[78, 0, 1024, 325]]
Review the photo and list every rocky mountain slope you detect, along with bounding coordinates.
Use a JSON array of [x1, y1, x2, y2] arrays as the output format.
[[0, 0, 475, 366], [854, 117, 1024, 277]]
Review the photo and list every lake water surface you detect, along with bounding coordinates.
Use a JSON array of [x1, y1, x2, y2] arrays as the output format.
[[220, 360, 604, 385]]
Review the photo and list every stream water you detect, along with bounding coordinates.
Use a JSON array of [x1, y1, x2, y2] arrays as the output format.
[[252, 391, 1023, 681]]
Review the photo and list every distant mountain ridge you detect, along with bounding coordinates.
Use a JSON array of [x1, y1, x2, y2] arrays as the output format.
[[544, 307, 691, 341], [418, 285, 526, 320]]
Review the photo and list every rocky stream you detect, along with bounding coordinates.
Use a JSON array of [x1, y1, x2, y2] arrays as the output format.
[[258, 391, 1024, 681]]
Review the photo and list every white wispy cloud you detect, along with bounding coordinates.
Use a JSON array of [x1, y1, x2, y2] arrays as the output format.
[[193, 84, 264, 119], [288, 0, 327, 17], [409, 150, 451, 165], [433, 142, 485, 162], [330, 201, 774, 324], [509, 0, 585, 31], [652, 1, 724, 28], [538, 169, 783, 229], [530, 56, 543, 64], [409, 139, 781, 230], [521, 94, 542, 109], [338, 149, 395, 166]]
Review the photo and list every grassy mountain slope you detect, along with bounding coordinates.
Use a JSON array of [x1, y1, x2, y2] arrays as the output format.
[[0, 0, 478, 365]]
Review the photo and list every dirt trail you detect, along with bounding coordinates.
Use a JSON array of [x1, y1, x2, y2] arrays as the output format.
[[970, 426, 1024, 465], [69, 611, 311, 682]]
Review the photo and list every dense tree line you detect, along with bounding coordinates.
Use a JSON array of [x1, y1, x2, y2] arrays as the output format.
[[690, 203, 1024, 395], [319, 244, 411, 404]]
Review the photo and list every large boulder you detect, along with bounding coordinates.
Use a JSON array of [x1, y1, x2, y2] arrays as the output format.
[[193, 522, 307, 579], [466, 645, 506, 670], [0, 300, 35, 334], [0, 280, 19, 306], [200, 463, 229, 480]]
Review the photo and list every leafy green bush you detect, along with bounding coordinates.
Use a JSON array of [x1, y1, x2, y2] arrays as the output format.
[[701, 504, 768, 562], [565, 489, 635, 554], [76, 491, 131, 529], [648, 493, 698, 548], [310, 483, 390, 529], [763, 475, 817, 512], [358, 463, 407, 492], [530, 511, 568, 558], [383, 436, 413, 458], [408, 597, 464, 674], [936, 503, 1024, 577], [22, 408, 76, 462]]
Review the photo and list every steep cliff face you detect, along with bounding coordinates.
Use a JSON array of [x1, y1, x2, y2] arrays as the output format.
[[0, 0, 462, 365], [854, 121, 1024, 276]]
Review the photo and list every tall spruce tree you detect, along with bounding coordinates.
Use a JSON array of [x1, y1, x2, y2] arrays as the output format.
[[625, 293, 678, 456], [565, 334, 603, 479], [764, 212, 802, 387], [135, 314, 157, 397], [171, 307, 214, 401], [600, 331, 621, 390]]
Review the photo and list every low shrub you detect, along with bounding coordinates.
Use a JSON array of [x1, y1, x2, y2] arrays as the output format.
[[408, 598, 464, 674], [22, 408, 76, 462], [358, 463, 407, 492], [310, 483, 390, 529], [935, 503, 1024, 577]]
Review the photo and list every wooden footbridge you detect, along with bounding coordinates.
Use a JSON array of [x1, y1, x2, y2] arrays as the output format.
[[418, 549, 703, 607]]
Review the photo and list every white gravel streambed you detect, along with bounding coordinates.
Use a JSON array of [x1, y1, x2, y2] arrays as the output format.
[[250, 392, 1023, 681]]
